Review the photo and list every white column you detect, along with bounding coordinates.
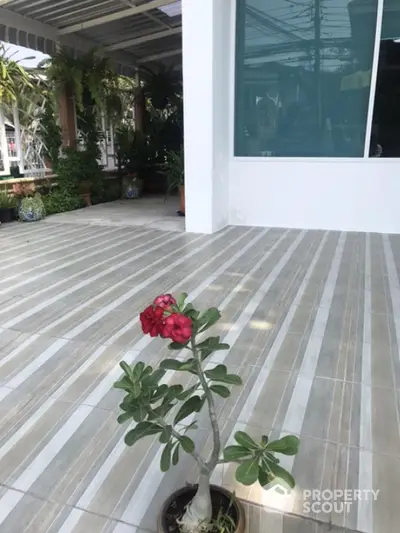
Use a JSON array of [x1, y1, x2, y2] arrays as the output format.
[[12, 104, 24, 172], [182, 0, 232, 233], [0, 108, 10, 175]]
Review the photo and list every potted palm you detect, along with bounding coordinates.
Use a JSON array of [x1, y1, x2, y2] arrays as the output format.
[[115, 293, 299, 533], [162, 149, 185, 216]]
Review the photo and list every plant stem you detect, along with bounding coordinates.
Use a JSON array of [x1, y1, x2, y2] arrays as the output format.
[[178, 471, 212, 533], [191, 334, 221, 474], [151, 413, 207, 471]]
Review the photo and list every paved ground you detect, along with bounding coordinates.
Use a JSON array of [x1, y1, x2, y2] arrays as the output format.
[[46, 196, 185, 233], [0, 219, 399, 533]]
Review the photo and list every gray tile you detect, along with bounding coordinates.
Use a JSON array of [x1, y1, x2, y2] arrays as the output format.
[[1, 220, 400, 533]]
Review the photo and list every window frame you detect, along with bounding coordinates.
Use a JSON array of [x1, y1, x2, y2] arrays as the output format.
[[231, 0, 395, 161]]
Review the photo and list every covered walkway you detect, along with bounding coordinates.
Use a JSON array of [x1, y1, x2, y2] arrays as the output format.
[[0, 0, 182, 73]]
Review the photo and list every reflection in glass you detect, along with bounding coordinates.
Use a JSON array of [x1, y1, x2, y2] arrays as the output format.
[[369, 1, 400, 157], [234, 0, 378, 157]]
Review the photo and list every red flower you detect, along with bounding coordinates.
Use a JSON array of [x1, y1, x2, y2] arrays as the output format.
[[162, 313, 192, 344], [153, 294, 176, 310], [140, 305, 165, 337]]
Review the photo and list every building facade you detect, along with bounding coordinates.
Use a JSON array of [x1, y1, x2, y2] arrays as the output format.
[[183, 0, 400, 234]]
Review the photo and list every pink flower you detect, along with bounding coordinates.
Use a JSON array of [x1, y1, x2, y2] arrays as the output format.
[[140, 305, 165, 337], [162, 313, 192, 344], [154, 294, 177, 311]]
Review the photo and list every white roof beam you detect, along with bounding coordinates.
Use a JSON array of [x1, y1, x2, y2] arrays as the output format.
[[58, 0, 177, 35], [106, 27, 181, 52], [138, 48, 181, 63]]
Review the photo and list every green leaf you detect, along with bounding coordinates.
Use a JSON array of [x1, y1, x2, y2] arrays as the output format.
[[160, 359, 183, 371], [159, 425, 173, 444], [177, 293, 188, 309], [223, 445, 252, 462], [124, 422, 162, 446], [261, 435, 269, 447], [196, 337, 230, 362], [172, 443, 180, 465], [210, 384, 231, 398], [218, 374, 243, 385], [169, 342, 185, 350], [151, 368, 166, 383], [132, 405, 147, 422], [258, 469, 272, 487], [180, 436, 195, 453], [160, 441, 173, 472], [117, 412, 132, 424], [177, 384, 199, 401], [113, 376, 132, 391], [151, 384, 169, 403], [119, 361, 133, 378], [178, 359, 197, 372], [152, 402, 175, 419], [131, 381, 141, 398], [165, 384, 184, 400], [205, 364, 227, 380], [132, 362, 145, 379], [174, 395, 203, 424], [234, 431, 259, 450], [264, 462, 295, 489], [266, 436, 300, 456], [198, 308, 221, 331], [235, 457, 260, 485]]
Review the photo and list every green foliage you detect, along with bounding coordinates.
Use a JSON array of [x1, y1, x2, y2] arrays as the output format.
[[141, 65, 182, 111], [224, 432, 299, 489], [42, 190, 83, 215], [160, 149, 184, 193], [42, 47, 125, 115], [102, 179, 121, 202], [57, 147, 103, 193], [0, 192, 17, 209], [19, 194, 45, 222], [39, 94, 62, 169], [114, 361, 198, 473], [114, 293, 299, 501], [116, 126, 155, 180], [0, 43, 34, 105]]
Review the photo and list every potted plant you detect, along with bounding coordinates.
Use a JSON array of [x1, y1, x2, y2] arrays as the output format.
[[19, 193, 45, 222], [115, 293, 299, 533], [162, 149, 185, 216], [0, 192, 17, 223]]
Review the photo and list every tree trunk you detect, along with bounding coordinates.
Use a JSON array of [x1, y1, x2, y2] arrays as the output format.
[[179, 472, 212, 532]]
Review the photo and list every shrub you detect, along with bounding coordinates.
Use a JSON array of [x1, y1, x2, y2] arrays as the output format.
[[42, 190, 84, 215]]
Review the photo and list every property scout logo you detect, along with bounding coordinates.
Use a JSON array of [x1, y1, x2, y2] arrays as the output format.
[[264, 479, 380, 514]]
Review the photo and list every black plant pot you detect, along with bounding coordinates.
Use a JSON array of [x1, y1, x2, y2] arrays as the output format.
[[0, 207, 15, 223], [157, 484, 245, 533]]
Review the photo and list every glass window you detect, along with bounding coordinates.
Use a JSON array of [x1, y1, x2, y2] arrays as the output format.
[[368, 0, 400, 157], [234, 0, 379, 157]]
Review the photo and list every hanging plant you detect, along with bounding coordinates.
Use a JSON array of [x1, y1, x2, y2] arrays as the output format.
[[140, 64, 182, 111], [0, 44, 34, 106], [39, 91, 62, 169]]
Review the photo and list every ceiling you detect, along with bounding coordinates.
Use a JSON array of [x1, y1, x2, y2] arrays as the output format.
[[0, 0, 182, 74]]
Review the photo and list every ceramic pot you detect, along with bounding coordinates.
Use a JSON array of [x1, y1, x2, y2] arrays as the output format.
[[157, 484, 245, 533]]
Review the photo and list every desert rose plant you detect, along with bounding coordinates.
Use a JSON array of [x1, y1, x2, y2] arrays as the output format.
[[114, 293, 299, 532]]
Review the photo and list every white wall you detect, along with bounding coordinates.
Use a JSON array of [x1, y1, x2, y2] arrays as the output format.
[[229, 159, 400, 233], [182, 0, 231, 233], [183, 0, 400, 235]]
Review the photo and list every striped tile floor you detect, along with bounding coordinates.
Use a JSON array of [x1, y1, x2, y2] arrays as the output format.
[[0, 220, 399, 533]]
